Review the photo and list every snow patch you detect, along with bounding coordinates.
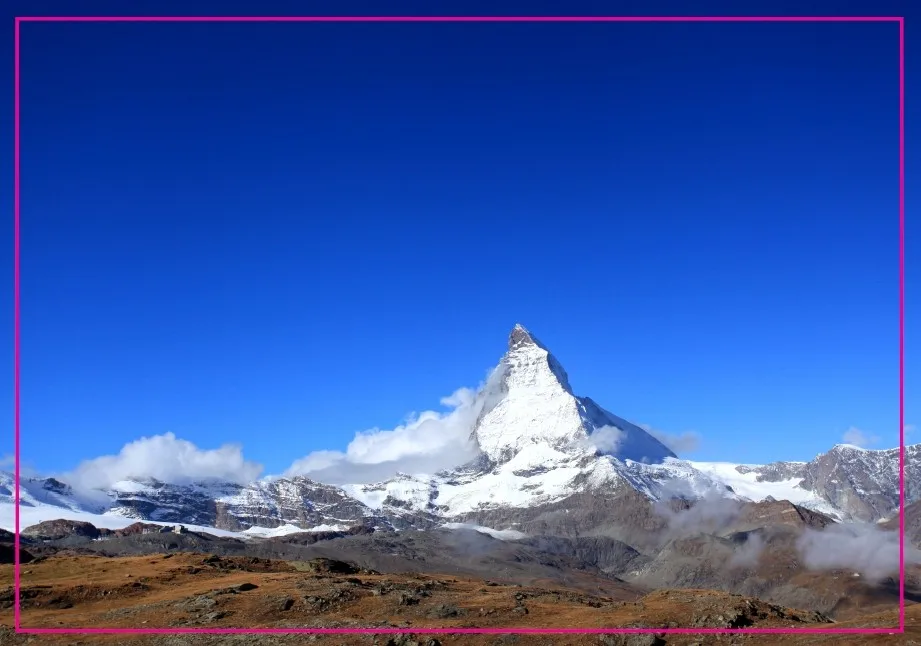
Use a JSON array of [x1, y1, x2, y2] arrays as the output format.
[[688, 461, 841, 519], [0, 502, 244, 538], [110, 480, 156, 494], [241, 523, 346, 538], [442, 522, 527, 541]]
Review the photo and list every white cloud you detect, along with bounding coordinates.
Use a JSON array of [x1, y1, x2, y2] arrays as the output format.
[[64, 432, 263, 491], [728, 531, 765, 569], [655, 489, 745, 536], [582, 425, 626, 454], [842, 426, 880, 449], [285, 368, 503, 485], [639, 423, 701, 454], [905, 424, 916, 436], [796, 522, 920, 582]]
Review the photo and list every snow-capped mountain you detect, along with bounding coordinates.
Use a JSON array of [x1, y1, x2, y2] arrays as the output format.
[[470, 324, 676, 467], [716, 443, 921, 522], [0, 324, 913, 535], [0, 472, 431, 534]]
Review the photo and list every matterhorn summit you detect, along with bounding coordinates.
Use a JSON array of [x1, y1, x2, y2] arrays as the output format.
[[470, 324, 676, 467]]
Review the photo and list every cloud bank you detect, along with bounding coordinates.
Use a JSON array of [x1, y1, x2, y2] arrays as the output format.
[[796, 522, 918, 581], [64, 432, 264, 491], [35, 368, 500, 492], [654, 489, 746, 537], [727, 530, 766, 568], [653, 489, 917, 580], [284, 368, 504, 485]]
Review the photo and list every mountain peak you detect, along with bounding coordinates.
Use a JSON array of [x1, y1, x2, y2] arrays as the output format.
[[832, 443, 869, 452], [508, 323, 545, 351], [503, 324, 571, 392], [468, 324, 676, 468]]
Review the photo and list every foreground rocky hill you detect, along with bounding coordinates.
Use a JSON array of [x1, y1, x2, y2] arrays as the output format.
[[0, 548, 916, 646]]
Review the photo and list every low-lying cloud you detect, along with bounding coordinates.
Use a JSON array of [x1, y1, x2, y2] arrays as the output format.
[[17, 368, 504, 491], [652, 491, 769, 567], [728, 530, 766, 568], [639, 424, 701, 454], [654, 488, 746, 538], [796, 522, 917, 581], [64, 432, 264, 492], [582, 425, 626, 454], [653, 485, 919, 580], [284, 367, 504, 485]]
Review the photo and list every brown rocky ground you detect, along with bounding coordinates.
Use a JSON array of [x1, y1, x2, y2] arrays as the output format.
[[0, 552, 917, 646]]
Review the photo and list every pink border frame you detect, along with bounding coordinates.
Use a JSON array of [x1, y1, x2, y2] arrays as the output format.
[[11, 14, 906, 637]]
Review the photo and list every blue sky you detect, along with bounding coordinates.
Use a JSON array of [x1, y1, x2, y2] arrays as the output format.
[[0, 0, 914, 482]]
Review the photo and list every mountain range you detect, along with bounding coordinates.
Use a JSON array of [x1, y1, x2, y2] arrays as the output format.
[[1, 324, 912, 538]]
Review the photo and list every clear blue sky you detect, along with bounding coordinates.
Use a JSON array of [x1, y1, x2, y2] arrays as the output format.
[[0, 0, 914, 476]]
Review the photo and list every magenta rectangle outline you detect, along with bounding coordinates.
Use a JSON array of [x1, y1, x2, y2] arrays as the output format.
[[11, 14, 906, 636]]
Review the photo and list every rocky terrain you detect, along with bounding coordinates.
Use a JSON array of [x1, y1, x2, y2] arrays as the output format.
[[0, 548, 916, 646], [737, 444, 919, 523], [1, 490, 913, 630]]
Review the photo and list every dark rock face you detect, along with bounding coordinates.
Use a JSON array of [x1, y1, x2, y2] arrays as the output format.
[[267, 524, 375, 546], [102, 476, 434, 533], [508, 323, 540, 351], [732, 500, 836, 532], [458, 487, 675, 552], [106, 522, 173, 537], [22, 519, 101, 541], [108, 481, 229, 527], [627, 526, 825, 614], [41, 478, 72, 496], [0, 545, 33, 564], [518, 535, 649, 574], [298, 558, 362, 575], [798, 445, 919, 522]]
